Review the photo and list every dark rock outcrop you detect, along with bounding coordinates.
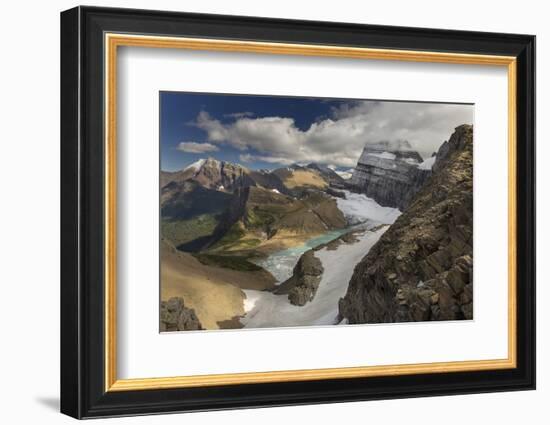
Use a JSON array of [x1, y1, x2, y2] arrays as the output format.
[[274, 250, 324, 306], [160, 297, 203, 331], [339, 125, 473, 323], [326, 187, 346, 198], [349, 141, 431, 210]]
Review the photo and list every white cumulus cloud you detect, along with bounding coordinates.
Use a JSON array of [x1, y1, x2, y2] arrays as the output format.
[[193, 101, 473, 167], [177, 141, 219, 153]]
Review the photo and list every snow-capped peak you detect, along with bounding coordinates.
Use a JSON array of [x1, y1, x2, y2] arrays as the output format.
[[183, 158, 206, 173], [204, 157, 221, 165]]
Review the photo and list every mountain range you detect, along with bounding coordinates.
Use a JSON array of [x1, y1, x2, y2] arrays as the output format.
[[160, 140, 439, 255], [161, 158, 345, 196], [161, 158, 349, 254]]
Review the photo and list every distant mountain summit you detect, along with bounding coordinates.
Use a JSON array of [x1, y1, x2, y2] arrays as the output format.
[[356, 141, 424, 164], [368, 139, 415, 152], [161, 157, 254, 192], [305, 163, 345, 185], [349, 141, 434, 210]]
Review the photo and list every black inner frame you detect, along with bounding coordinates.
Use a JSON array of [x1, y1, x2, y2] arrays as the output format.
[[60, 6, 535, 419]]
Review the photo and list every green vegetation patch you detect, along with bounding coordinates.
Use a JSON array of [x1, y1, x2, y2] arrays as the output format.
[[161, 184, 231, 220], [245, 208, 277, 228], [210, 221, 263, 251], [215, 222, 246, 245], [161, 214, 218, 247]]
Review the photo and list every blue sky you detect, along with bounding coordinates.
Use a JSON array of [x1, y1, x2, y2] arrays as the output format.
[[160, 91, 473, 172], [160, 92, 349, 171]]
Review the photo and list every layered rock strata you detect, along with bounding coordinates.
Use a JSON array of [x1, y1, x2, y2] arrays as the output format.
[[349, 141, 431, 210]]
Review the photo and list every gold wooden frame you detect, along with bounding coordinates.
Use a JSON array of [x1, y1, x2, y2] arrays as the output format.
[[104, 33, 517, 392]]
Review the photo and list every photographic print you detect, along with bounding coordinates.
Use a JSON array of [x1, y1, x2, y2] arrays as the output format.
[[159, 92, 474, 332]]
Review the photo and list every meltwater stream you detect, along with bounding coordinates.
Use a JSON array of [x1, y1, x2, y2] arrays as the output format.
[[251, 190, 401, 285], [242, 227, 389, 328], [250, 230, 348, 284]]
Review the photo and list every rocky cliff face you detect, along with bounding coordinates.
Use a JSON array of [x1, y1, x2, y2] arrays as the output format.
[[339, 125, 473, 323], [190, 158, 257, 191], [349, 141, 431, 210]]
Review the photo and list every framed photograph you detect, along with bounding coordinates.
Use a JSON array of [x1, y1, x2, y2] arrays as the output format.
[[60, 6, 535, 419]]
